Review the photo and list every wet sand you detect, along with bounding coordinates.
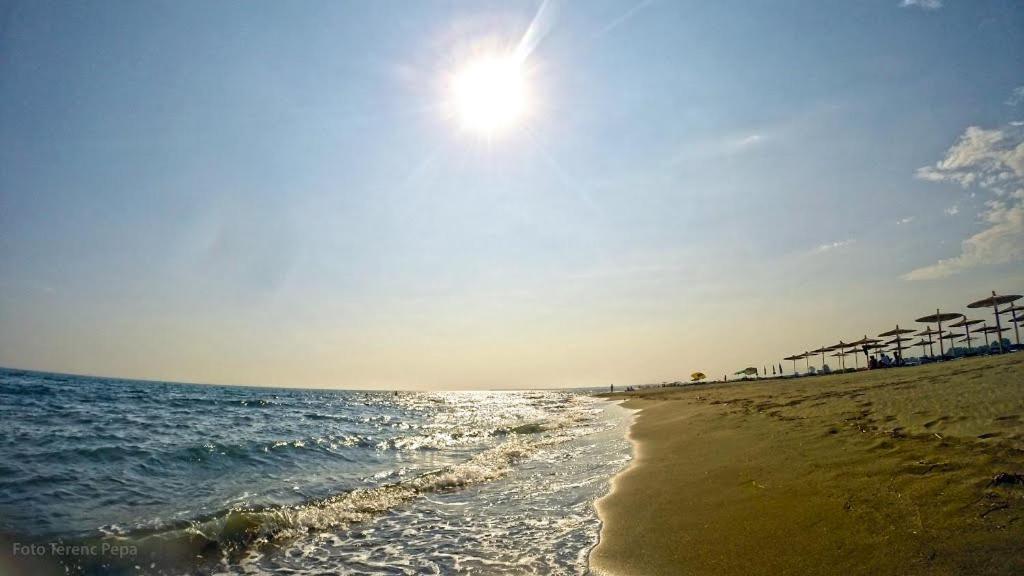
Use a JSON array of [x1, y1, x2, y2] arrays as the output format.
[[591, 353, 1024, 576]]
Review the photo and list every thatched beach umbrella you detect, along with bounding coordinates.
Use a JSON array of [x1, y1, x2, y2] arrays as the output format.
[[783, 354, 804, 375], [967, 291, 1022, 353], [878, 325, 915, 363], [914, 327, 943, 358], [997, 304, 1024, 346], [978, 325, 1010, 352], [830, 341, 854, 371], [908, 339, 931, 357], [915, 309, 963, 358], [847, 335, 881, 368], [957, 334, 978, 348], [979, 323, 992, 349], [810, 346, 833, 371], [882, 336, 914, 362], [947, 318, 983, 353], [829, 351, 850, 368], [939, 332, 962, 353]]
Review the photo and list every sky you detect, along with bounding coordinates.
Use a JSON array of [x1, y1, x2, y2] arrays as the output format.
[[1, 0, 1023, 389]]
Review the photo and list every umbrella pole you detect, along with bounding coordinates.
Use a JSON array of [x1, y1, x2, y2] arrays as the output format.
[[992, 291, 1004, 353], [965, 323, 973, 353], [983, 325, 990, 350], [936, 309, 945, 358], [896, 324, 904, 365]]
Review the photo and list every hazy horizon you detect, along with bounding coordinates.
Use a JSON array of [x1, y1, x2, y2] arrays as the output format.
[[2, 0, 1023, 389]]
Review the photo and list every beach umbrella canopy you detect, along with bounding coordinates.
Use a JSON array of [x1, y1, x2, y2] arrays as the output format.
[[690, 372, 706, 382], [967, 293, 1022, 309], [878, 326, 916, 337], [967, 292, 1022, 353], [915, 311, 963, 324], [948, 318, 983, 328], [915, 310, 963, 358]]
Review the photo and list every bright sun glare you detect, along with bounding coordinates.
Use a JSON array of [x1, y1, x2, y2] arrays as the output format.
[[450, 54, 529, 136]]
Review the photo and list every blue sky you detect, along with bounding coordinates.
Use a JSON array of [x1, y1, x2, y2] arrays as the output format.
[[1, 0, 1022, 388]]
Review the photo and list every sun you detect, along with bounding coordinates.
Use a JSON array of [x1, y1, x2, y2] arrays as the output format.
[[450, 53, 529, 136]]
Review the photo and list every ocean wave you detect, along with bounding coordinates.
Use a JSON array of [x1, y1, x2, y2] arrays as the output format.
[[95, 423, 594, 573]]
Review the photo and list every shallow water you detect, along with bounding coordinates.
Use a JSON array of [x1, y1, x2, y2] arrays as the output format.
[[0, 368, 631, 575]]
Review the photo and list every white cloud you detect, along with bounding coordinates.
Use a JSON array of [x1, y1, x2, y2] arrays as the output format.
[[900, 0, 942, 9], [903, 202, 1024, 280], [944, 204, 959, 215], [897, 216, 915, 224], [671, 131, 769, 164], [904, 121, 1024, 280], [914, 124, 1024, 195], [813, 239, 855, 254], [729, 133, 764, 150], [1007, 86, 1024, 107]]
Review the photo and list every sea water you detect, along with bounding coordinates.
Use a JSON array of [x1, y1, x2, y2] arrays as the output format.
[[0, 368, 631, 575]]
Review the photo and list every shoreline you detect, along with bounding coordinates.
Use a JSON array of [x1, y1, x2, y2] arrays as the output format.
[[589, 353, 1024, 575]]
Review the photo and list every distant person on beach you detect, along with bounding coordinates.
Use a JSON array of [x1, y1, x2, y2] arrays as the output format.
[[610, 384, 614, 393]]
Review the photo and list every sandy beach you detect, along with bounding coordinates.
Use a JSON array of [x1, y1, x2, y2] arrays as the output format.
[[591, 353, 1024, 576]]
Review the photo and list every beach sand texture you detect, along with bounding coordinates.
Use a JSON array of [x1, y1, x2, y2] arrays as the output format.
[[591, 353, 1024, 576]]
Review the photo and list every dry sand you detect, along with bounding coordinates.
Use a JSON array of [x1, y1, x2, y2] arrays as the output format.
[[591, 353, 1024, 576]]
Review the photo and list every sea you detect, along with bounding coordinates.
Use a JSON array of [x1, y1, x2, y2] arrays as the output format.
[[0, 368, 632, 575]]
